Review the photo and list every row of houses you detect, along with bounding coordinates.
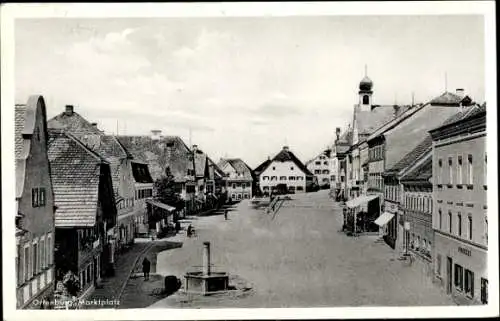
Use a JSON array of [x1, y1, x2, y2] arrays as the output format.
[[14, 95, 255, 309], [326, 75, 488, 305]]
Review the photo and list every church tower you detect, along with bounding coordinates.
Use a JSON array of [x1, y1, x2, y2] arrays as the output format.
[[358, 65, 373, 110]]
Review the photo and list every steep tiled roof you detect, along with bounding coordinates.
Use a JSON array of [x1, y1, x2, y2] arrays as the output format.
[[117, 135, 194, 182], [356, 106, 396, 135], [386, 135, 433, 175], [207, 157, 225, 180], [268, 148, 313, 176], [384, 105, 475, 170], [48, 110, 104, 135], [47, 130, 106, 227], [76, 134, 128, 193], [254, 159, 272, 176], [220, 158, 254, 180], [429, 91, 472, 106], [401, 156, 432, 182]]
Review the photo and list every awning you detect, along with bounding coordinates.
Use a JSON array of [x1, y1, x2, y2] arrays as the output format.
[[146, 199, 176, 212], [345, 194, 379, 208], [374, 212, 395, 227]]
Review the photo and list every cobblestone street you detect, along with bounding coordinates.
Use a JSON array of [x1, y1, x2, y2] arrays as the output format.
[[146, 190, 455, 308]]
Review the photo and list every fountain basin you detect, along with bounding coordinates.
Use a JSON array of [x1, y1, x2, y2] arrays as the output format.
[[184, 271, 229, 295]]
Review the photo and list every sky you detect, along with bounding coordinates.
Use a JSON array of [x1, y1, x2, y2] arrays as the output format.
[[15, 16, 485, 168]]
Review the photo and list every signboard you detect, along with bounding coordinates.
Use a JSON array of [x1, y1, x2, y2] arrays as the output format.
[[458, 246, 472, 257], [404, 222, 410, 230]]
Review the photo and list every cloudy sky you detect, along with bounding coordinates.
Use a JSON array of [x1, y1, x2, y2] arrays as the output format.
[[15, 16, 484, 168]]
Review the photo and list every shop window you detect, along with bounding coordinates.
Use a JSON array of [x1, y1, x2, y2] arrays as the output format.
[[457, 155, 463, 185], [481, 278, 488, 304], [465, 269, 474, 298], [454, 264, 464, 291]]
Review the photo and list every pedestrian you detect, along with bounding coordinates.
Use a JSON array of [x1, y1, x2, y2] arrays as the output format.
[[187, 224, 192, 237], [142, 257, 151, 281], [224, 209, 228, 220]]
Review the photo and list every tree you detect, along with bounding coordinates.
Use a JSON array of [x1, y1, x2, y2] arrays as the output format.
[[154, 167, 185, 212]]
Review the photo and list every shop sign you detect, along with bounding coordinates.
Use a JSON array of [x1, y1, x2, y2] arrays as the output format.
[[404, 222, 410, 230], [458, 246, 472, 257]]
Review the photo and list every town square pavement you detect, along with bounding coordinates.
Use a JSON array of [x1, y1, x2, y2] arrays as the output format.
[[147, 190, 455, 308]]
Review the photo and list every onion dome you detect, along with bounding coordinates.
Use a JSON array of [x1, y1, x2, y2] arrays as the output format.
[[359, 76, 373, 91]]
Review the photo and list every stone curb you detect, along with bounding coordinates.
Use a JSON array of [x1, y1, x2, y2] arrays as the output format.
[[115, 242, 155, 306]]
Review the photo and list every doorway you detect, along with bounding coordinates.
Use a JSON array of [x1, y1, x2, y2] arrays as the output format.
[[447, 256, 453, 294]]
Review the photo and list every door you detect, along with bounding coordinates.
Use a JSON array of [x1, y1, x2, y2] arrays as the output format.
[[447, 257, 453, 294]]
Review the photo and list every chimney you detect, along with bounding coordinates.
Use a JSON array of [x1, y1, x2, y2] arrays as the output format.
[[283, 146, 289, 152], [192, 144, 198, 152], [65, 105, 74, 116], [335, 127, 341, 141], [91, 122, 98, 128], [151, 129, 162, 141], [456, 88, 465, 99]]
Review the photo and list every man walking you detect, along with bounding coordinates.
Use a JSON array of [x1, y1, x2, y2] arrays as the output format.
[[142, 257, 151, 281], [224, 209, 228, 220]]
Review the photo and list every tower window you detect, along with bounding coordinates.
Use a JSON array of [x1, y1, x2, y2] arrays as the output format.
[[363, 95, 369, 105]]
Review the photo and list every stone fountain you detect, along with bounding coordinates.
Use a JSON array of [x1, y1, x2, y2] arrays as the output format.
[[184, 242, 229, 295]]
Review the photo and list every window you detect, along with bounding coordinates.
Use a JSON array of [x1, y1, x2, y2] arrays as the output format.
[[468, 215, 473, 241], [324, 161, 328, 166], [33, 241, 38, 276], [290, 166, 294, 170], [481, 278, 488, 304], [272, 166, 276, 170], [280, 176, 287, 181], [289, 176, 295, 180], [436, 254, 442, 276], [32, 188, 39, 207], [231, 194, 236, 200], [232, 183, 236, 189], [322, 170, 329, 174], [465, 269, 474, 297], [448, 157, 453, 184], [457, 155, 463, 184], [263, 176, 269, 180], [242, 183, 246, 189], [271, 176, 277, 181], [363, 95, 369, 105], [467, 154, 473, 184], [39, 188, 46, 206], [457, 213, 462, 236], [484, 216, 488, 245], [448, 211, 452, 233], [331, 175, 336, 181], [315, 161, 321, 165], [47, 233, 52, 265], [454, 264, 464, 291], [40, 238, 45, 269], [438, 159, 443, 184], [314, 169, 321, 174], [23, 245, 30, 282]]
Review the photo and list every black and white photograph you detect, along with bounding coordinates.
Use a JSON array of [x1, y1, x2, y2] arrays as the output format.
[[1, 2, 497, 320]]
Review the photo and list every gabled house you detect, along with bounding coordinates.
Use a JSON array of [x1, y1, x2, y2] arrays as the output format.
[[47, 129, 117, 299], [332, 127, 352, 201], [207, 157, 227, 208], [306, 149, 332, 189], [253, 158, 272, 197], [15, 95, 56, 309], [48, 106, 155, 245], [256, 146, 313, 195], [218, 158, 254, 201], [117, 131, 197, 216]]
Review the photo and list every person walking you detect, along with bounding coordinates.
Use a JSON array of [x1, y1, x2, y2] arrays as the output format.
[[224, 209, 228, 220], [142, 257, 151, 281]]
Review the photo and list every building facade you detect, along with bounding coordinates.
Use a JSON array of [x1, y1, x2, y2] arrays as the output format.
[[218, 158, 254, 201], [306, 150, 332, 189], [257, 146, 313, 195], [15, 95, 56, 309], [430, 105, 487, 305]]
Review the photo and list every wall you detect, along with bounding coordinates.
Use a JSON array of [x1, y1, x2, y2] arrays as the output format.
[[260, 160, 306, 193]]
